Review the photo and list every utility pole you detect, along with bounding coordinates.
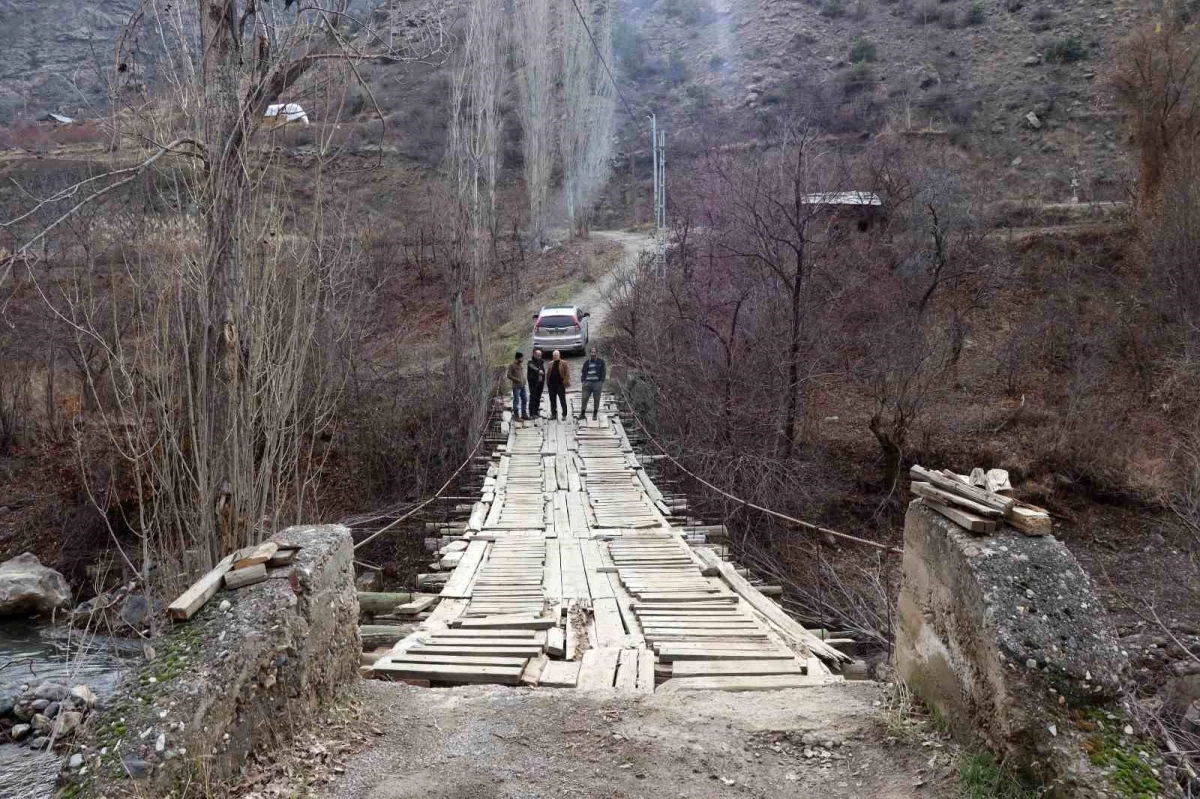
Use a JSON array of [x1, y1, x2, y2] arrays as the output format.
[[649, 113, 666, 277]]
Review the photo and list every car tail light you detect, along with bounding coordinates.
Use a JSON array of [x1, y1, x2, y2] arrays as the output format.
[[573, 323, 581, 333]]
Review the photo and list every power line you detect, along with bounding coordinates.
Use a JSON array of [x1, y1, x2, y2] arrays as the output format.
[[566, 0, 647, 136]]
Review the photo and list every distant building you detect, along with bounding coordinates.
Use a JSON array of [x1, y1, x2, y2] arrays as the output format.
[[264, 103, 310, 128], [37, 113, 74, 124], [800, 191, 886, 231]]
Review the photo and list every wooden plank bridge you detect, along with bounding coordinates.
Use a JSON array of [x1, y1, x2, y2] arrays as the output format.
[[370, 387, 848, 692]]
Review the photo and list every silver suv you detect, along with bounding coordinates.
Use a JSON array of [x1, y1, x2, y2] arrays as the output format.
[[532, 305, 590, 355]]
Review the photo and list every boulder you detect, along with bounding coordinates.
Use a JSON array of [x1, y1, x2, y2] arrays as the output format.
[[10, 722, 32, 741], [54, 710, 82, 736], [0, 553, 71, 616], [30, 713, 51, 734], [33, 682, 69, 702]]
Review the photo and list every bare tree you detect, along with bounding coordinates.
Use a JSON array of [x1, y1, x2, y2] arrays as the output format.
[[1112, 1, 1200, 211], [514, 0, 556, 248], [446, 0, 508, 434], [0, 1, 445, 589], [559, 0, 616, 238]]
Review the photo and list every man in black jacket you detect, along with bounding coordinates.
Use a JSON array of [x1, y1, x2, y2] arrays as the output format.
[[577, 347, 607, 422], [527, 349, 546, 419]]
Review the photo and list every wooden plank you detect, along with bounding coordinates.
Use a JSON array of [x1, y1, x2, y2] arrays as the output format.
[[616, 649, 639, 692], [386, 654, 529, 667], [404, 644, 544, 658], [692, 547, 723, 577], [521, 655, 548, 686], [267, 547, 298, 567], [657, 674, 826, 692], [168, 553, 236, 621], [372, 662, 524, 684], [233, 542, 279, 570], [910, 482, 1002, 518], [592, 597, 626, 647], [223, 562, 266, 590], [393, 595, 441, 611], [920, 498, 996, 534], [1008, 503, 1052, 536], [655, 647, 795, 662], [456, 615, 557, 630], [440, 539, 489, 599], [540, 660, 581, 688], [422, 628, 540, 638], [671, 659, 804, 677], [637, 648, 656, 693], [576, 647, 620, 691], [714, 562, 850, 663], [910, 465, 1014, 512]]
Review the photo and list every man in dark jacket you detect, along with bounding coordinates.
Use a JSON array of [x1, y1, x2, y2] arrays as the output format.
[[527, 349, 546, 419], [577, 347, 607, 422], [546, 349, 570, 421], [505, 351, 529, 421]]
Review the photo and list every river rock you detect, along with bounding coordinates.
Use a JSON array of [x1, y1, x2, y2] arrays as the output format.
[[70, 685, 98, 709], [31, 698, 50, 713], [0, 553, 71, 616], [30, 713, 51, 734], [10, 722, 31, 741], [69, 753, 84, 769], [33, 681, 69, 702], [54, 710, 82, 736], [44, 701, 60, 719]]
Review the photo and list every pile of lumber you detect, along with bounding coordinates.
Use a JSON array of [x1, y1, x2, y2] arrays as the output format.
[[167, 541, 300, 621], [910, 465, 1051, 536]]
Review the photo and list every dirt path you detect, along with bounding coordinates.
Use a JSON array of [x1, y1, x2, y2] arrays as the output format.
[[575, 230, 649, 338], [288, 681, 955, 799]]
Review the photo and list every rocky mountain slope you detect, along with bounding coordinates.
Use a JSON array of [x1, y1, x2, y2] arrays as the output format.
[[0, 0, 139, 122], [0, 0, 1142, 202]]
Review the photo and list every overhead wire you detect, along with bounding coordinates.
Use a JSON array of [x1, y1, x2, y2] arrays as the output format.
[[566, 0, 647, 136]]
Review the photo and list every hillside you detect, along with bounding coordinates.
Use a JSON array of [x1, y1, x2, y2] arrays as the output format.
[[0, 0, 1140, 204]]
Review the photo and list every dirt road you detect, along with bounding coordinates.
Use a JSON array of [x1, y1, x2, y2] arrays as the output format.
[[290, 681, 955, 799]]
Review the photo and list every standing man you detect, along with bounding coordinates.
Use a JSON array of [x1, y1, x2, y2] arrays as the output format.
[[578, 347, 607, 422], [527, 349, 546, 419], [506, 351, 529, 421], [546, 349, 569, 421]]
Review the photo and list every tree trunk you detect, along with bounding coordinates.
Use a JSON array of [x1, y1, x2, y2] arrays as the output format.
[[780, 268, 802, 461]]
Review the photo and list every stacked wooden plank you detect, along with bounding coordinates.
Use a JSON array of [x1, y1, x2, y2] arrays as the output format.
[[463, 536, 547, 617], [373, 628, 545, 684], [167, 541, 300, 621], [910, 465, 1051, 536]]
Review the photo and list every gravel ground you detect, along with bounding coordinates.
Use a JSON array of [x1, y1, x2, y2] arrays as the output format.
[[296, 680, 957, 799]]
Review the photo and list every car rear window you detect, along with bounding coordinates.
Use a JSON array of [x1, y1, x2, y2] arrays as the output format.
[[538, 315, 575, 327]]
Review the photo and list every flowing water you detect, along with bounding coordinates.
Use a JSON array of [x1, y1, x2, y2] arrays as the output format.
[[0, 620, 140, 799]]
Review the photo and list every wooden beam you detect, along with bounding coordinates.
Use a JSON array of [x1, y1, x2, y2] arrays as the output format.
[[358, 592, 413, 614], [910, 482, 1002, 518], [657, 674, 828, 692], [224, 563, 266, 590], [233, 542, 278, 570], [910, 465, 1014, 513], [168, 553, 235, 621], [920, 498, 996, 534]]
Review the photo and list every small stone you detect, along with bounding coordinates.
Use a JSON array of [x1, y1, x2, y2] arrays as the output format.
[[219, 600, 231, 612], [30, 699, 50, 712], [10, 723, 31, 741], [121, 755, 149, 778], [44, 701, 60, 719], [1023, 56, 1041, 66], [69, 753, 84, 769], [1025, 111, 1042, 129], [1025, 658, 1038, 670], [29, 735, 48, 749], [155, 732, 166, 753], [30, 713, 51, 733]]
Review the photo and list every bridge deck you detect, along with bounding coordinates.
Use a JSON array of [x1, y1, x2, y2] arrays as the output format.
[[372, 389, 844, 692]]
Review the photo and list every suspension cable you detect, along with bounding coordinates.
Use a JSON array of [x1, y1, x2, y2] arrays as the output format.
[[619, 392, 903, 555]]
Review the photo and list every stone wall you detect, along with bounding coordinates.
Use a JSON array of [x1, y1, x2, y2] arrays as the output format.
[[66, 524, 360, 795], [894, 500, 1143, 794]]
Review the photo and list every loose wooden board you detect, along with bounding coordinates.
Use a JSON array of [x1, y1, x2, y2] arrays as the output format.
[[169, 552, 236, 621], [671, 659, 804, 677], [224, 562, 266, 589], [233, 542, 279, 570], [372, 661, 524, 684], [657, 674, 826, 692]]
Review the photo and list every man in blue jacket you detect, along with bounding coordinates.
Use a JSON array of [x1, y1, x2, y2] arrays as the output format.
[[577, 347, 607, 422]]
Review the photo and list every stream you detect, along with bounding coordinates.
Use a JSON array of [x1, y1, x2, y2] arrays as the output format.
[[1, 620, 140, 799]]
